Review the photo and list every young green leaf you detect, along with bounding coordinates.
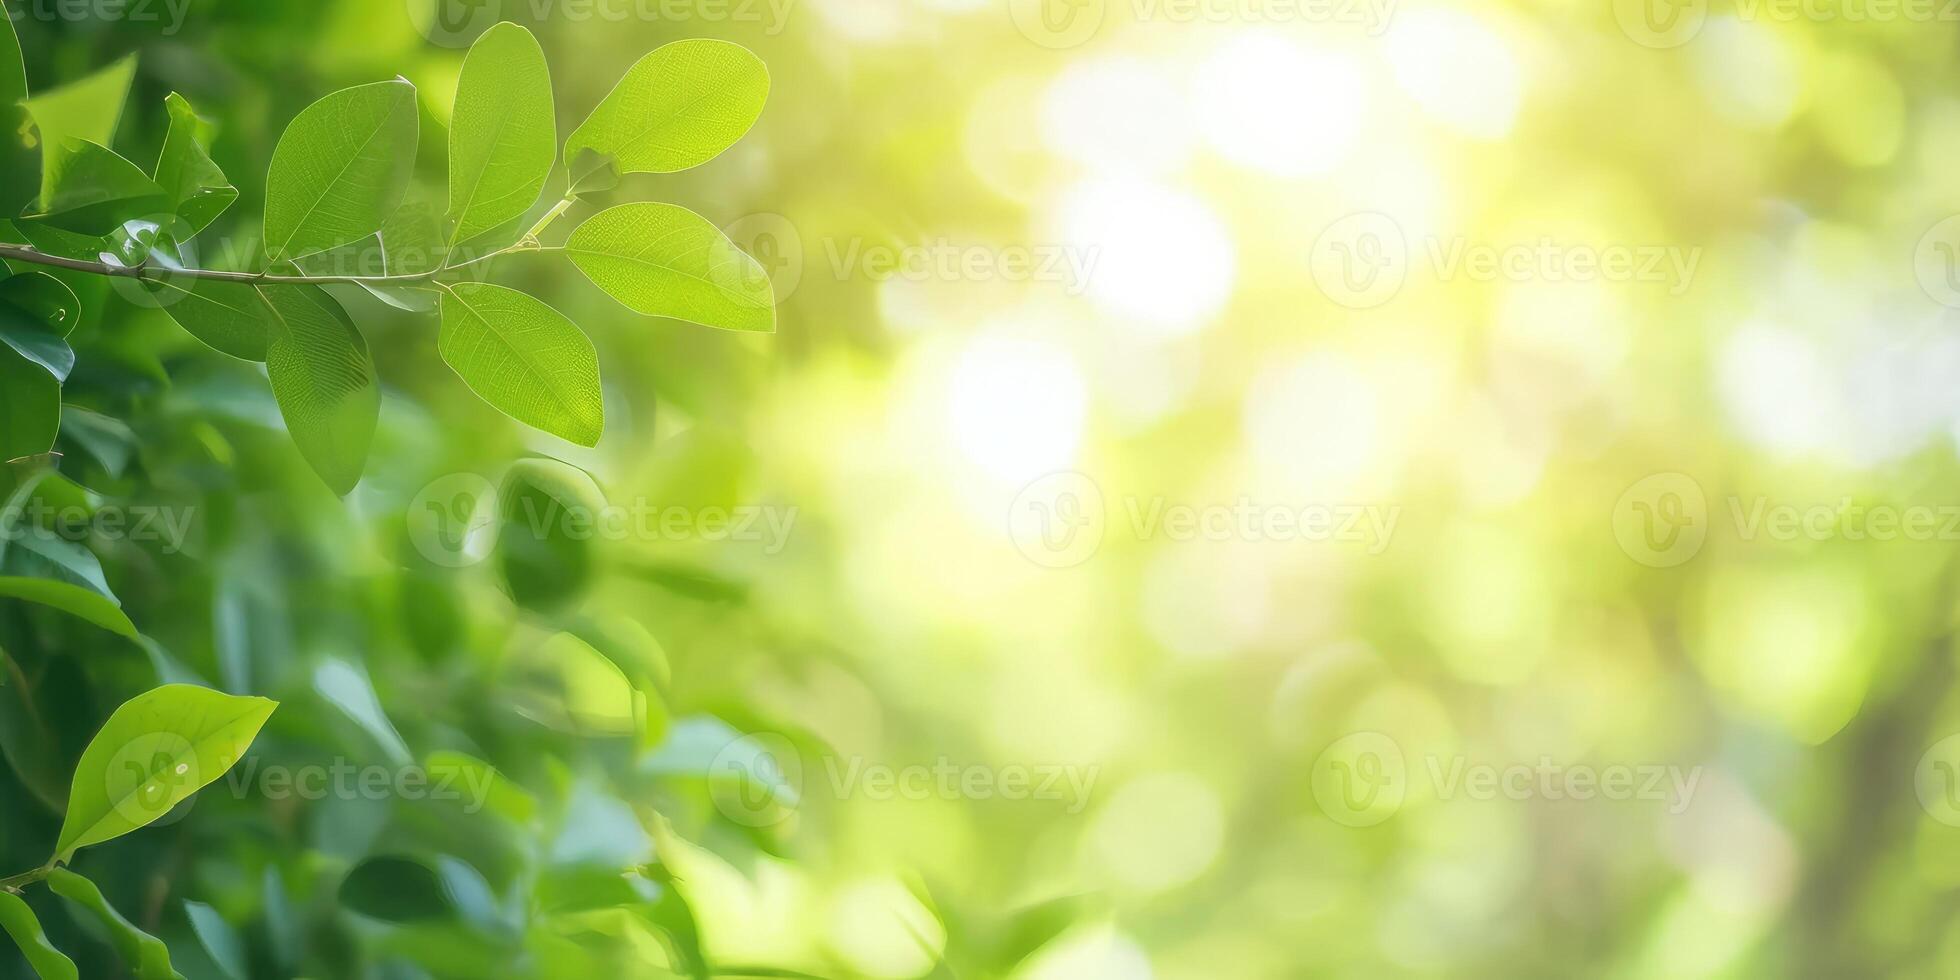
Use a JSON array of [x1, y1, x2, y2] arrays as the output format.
[[154, 93, 238, 234], [0, 274, 79, 380], [55, 684, 278, 861], [24, 140, 169, 236], [259, 286, 379, 494], [0, 891, 79, 980], [0, 577, 137, 638], [45, 868, 177, 980], [21, 55, 135, 202], [439, 283, 603, 446], [564, 202, 775, 332], [564, 39, 767, 189], [145, 278, 272, 361], [263, 79, 419, 264], [0, 346, 59, 460], [448, 23, 555, 248]]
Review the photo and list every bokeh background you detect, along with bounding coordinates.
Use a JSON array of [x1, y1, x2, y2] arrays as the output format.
[[10, 0, 1960, 976]]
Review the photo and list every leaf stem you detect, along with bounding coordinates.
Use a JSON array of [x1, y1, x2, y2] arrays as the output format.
[[520, 196, 577, 245], [0, 236, 553, 289], [0, 862, 56, 894]]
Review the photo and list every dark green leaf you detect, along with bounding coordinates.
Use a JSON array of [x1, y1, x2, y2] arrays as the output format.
[[0, 346, 59, 461], [259, 286, 379, 494]]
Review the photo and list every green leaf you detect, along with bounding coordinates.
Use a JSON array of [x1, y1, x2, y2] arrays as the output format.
[[0, 346, 59, 461], [439, 283, 603, 445], [338, 855, 457, 923], [448, 23, 555, 248], [183, 901, 245, 980], [565, 202, 775, 332], [55, 684, 278, 861], [145, 278, 273, 361], [0, 13, 35, 214], [505, 632, 640, 738], [24, 140, 169, 236], [45, 868, 179, 980], [259, 286, 379, 494], [0, 272, 80, 337], [154, 93, 238, 234], [0, 274, 79, 380], [564, 39, 767, 188], [263, 79, 419, 264], [0, 891, 79, 980], [0, 577, 136, 638], [21, 55, 136, 203]]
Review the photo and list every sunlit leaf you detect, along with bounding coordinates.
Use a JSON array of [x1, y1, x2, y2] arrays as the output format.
[[24, 140, 168, 236], [0, 577, 135, 638], [154, 93, 238, 234], [55, 684, 277, 860], [439, 283, 603, 446], [448, 23, 555, 247], [565, 203, 774, 332], [21, 55, 135, 202], [263, 79, 418, 264], [564, 39, 767, 190]]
